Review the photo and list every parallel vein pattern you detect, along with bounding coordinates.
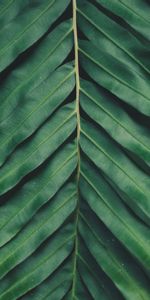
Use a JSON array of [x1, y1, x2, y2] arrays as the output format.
[[77, 0, 150, 299], [0, 1, 77, 299], [0, 0, 150, 299]]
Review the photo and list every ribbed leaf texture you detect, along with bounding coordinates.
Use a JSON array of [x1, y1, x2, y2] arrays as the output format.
[[0, 0, 149, 299]]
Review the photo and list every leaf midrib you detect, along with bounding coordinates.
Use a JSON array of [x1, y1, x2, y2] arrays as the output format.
[[71, 0, 80, 299], [1, 1, 149, 298]]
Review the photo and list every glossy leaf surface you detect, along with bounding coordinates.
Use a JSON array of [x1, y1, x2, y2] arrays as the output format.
[[0, 0, 149, 299]]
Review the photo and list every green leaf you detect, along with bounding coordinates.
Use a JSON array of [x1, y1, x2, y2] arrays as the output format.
[[79, 39, 150, 116], [80, 118, 150, 225], [0, 20, 73, 122], [0, 0, 71, 72], [80, 79, 150, 166], [0, 0, 149, 299], [95, 0, 150, 42], [0, 103, 76, 195]]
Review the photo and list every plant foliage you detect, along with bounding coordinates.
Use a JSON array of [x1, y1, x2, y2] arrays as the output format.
[[0, 0, 150, 299]]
